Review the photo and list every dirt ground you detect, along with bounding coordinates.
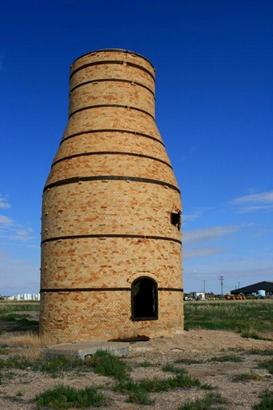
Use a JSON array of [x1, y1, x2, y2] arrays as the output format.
[[0, 329, 272, 409]]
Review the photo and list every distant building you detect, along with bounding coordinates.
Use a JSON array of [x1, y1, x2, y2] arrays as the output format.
[[231, 281, 273, 297], [5, 293, 40, 301], [185, 292, 206, 301]]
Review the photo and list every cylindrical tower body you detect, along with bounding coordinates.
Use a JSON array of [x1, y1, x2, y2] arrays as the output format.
[[40, 49, 183, 344]]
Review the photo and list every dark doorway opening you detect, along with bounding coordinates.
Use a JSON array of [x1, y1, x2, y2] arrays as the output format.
[[131, 277, 158, 321]]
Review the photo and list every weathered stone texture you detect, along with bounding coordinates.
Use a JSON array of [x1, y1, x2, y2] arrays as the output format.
[[40, 49, 183, 344]]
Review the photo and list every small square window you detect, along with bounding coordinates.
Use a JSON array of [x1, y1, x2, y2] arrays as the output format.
[[171, 211, 181, 230]]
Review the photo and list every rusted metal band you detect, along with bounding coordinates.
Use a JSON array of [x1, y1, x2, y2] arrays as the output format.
[[41, 234, 182, 245], [158, 288, 183, 292], [70, 60, 155, 81], [72, 48, 155, 71], [43, 175, 180, 194], [70, 78, 155, 96], [40, 287, 131, 293], [68, 104, 154, 120], [40, 287, 183, 293], [60, 129, 164, 146], [52, 151, 172, 169]]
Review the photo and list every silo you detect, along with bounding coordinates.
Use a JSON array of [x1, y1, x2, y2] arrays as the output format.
[[40, 49, 183, 344]]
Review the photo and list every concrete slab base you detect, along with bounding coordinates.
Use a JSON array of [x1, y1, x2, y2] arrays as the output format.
[[43, 341, 130, 360]]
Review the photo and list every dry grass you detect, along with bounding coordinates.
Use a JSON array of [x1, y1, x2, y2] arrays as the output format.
[[1, 332, 51, 360], [4, 332, 41, 347]]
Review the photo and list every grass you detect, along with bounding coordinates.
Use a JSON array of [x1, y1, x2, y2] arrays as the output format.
[[178, 392, 227, 410], [0, 350, 130, 379], [175, 358, 203, 365], [253, 390, 273, 410], [249, 349, 273, 356], [185, 300, 273, 336], [88, 350, 130, 381], [232, 372, 263, 382], [0, 312, 38, 326], [0, 302, 39, 314], [115, 366, 201, 405], [162, 363, 187, 374], [208, 354, 244, 363], [0, 356, 33, 370], [0, 369, 15, 385], [1, 332, 51, 360], [240, 331, 271, 341], [134, 361, 157, 368], [257, 359, 273, 375], [35, 385, 105, 409], [0, 345, 9, 355], [222, 347, 245, 353]]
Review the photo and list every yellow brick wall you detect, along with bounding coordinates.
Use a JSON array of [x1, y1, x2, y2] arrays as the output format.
[[40, 49, 183, 344]]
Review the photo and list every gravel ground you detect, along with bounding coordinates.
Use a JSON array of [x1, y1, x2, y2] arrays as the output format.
[[0, 329, 272, 409]]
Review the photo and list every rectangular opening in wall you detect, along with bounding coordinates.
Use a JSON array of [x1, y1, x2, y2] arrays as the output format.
[[171, 211, 181, 230]]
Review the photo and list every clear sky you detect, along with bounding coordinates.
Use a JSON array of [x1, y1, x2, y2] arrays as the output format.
[[0, 0, 272, 295]]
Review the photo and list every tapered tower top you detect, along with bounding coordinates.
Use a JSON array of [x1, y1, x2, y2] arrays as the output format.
[[71, 48, 155, 70]]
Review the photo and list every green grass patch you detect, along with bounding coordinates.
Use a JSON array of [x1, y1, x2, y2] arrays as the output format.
[[38, 356, 86, 376], [223, 347, 245, 353], [0, 369, 16, 385], [257, 359, 273, 375], [249, 349, 273, 356], [0, 345, 9, 355], [0, 350, 130, 379], [127, 389, 153, 405], [115, 369, 201, 405], [185, 300, 273, 335], [134, 361, 157, 368], [162, 363, 187, 374], [232, 372, 263, 382], [88, 350, 130, 381], [162, 365, 214, 390], [134, 372, 201, 391], [0, 302, 39, 314], [35, 385, 105, 409], [240, 331, 270, 341], [0, 356, 33, 370], [178, 392, 227, 410], [174, 358, 203, 365], [253, 390, 273, 410], [208, 355, 243, 363], [0, 312, 38, 325], [0, 355, 82, 375]]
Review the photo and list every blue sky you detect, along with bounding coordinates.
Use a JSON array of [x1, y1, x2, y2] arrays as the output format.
[[0, 0, 272, 295]]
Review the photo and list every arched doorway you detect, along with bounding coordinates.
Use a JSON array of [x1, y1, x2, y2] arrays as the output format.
[[131, 277, 158, 320]]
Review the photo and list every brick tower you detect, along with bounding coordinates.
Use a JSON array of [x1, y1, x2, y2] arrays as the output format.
[[40, 49, 183, 344]]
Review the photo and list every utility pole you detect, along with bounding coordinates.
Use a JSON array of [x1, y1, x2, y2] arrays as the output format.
[[219, 275, 224, 296], [203, 280, 206, 294]]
